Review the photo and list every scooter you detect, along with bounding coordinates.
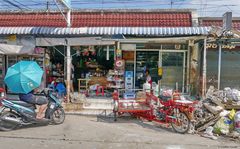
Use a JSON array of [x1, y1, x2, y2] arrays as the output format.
[[0, 88, 65, 131]]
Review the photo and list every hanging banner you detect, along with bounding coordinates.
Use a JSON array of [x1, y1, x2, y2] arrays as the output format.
[[58, 0, 71, 9]]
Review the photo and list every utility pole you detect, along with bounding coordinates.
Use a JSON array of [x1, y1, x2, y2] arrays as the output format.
[[55, 0, 72, 102], [66, 3, 71, 102], [66, 8, 71, 102]]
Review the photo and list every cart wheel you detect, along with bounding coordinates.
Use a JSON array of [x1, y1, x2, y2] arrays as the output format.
[[171, 112, 190, 134]]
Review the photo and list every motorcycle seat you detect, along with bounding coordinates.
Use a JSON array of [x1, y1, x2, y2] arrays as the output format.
[[159, 95, 171, 102], [10, 100, 34, 107]]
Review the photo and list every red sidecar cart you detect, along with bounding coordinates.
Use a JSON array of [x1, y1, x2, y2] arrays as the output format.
[[113, 89, 195, 133]]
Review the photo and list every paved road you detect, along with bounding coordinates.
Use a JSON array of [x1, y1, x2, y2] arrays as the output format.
[[0, 115, 239, 149]]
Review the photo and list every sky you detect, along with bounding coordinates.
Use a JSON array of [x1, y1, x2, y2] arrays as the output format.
[[0, 0, 239, 17]]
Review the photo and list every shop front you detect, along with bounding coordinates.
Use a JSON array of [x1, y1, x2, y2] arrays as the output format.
[[0, 26, 210, 97], [206, 42, 240, 89], [121, 42, 189, 93], [34, 37, 116, 96]]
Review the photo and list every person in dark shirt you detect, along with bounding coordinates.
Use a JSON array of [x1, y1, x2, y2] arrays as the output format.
[[19, 89, 48, 119]]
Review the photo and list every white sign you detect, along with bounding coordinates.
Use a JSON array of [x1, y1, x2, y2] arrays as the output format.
[[223, 12, 232, 31]]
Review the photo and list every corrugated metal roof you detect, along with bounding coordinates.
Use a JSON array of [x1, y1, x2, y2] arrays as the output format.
[[0, 27, 211, 35], [0, 11, 192, 27]]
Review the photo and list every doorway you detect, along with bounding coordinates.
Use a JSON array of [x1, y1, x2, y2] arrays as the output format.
[[135, 50, 186, 91]]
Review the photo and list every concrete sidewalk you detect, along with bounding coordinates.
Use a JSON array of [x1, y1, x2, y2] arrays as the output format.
[[5, 93, 114, 115]]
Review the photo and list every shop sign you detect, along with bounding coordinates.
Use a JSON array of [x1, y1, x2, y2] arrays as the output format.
[[123, 51, 134, 61], [7, 35, 16, 41], [223, 12, 232, 31], [206, 43, 236, 50], [115, 59, 125, 69], [0, 36, 17, 44]]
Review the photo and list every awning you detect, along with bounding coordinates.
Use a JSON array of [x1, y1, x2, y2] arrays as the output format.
[[0, 27, 211, 36], [0, 44, 34, 55], [36, 37, 115, 46]]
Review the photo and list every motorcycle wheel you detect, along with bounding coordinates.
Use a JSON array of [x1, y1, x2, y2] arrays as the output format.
[[171, 112, 190, 134], [50, 108, 65, 125], [0, 111, 19, 131]]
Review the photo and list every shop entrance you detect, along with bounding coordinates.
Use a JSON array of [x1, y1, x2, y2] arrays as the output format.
[[160, 51, 185, 91], [135, 50, 186, 91]]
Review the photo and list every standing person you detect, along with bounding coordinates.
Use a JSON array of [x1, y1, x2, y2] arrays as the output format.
[[145, 69, 152, 86]]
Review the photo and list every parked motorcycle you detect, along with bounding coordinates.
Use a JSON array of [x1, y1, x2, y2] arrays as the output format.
[[0, 88, 65, 131]]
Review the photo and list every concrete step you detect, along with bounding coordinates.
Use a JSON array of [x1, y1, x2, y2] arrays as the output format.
[[62, 103, 83, 112], [83, 98, 113, 110], [63, 95, 115, 115], [67, 109, 113, 115]]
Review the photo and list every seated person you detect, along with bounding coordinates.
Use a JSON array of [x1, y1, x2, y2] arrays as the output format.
[[19, 88, 48, 119], [55, 82, 66, 98]]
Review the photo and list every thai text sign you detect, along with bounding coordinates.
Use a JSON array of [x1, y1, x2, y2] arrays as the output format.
[[206, 43, 236, 50]]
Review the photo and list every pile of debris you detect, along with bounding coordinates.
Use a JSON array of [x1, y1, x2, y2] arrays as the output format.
[[194, 86, 240, 140]]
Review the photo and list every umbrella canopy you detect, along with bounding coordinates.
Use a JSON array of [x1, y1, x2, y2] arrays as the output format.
[[4, 61, 44, 94]]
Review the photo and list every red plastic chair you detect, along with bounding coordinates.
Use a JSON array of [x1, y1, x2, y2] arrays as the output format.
[[96, 86, 104, 96]]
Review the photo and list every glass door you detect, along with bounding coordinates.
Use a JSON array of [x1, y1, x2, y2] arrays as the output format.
[[160, 52, 184, 91], [135, 51, 159, 89]]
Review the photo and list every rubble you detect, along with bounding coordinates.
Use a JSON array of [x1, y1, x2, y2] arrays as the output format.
[[194, 86, 240, 140]]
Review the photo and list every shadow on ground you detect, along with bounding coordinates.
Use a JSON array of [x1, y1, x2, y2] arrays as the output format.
[[96, 113, 174, 133]]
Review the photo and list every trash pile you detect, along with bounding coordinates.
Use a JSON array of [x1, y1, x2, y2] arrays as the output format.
[[194, 86, 240, 140]]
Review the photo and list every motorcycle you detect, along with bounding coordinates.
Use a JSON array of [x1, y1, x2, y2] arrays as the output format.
[[0, 88, 65, 131], [155, 93, 195, 133]]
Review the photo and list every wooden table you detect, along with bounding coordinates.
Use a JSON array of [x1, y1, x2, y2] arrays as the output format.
[[78, 78, 90, 94]]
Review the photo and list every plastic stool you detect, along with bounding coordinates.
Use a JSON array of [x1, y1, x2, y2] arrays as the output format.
[[96, 86, 104, 96]]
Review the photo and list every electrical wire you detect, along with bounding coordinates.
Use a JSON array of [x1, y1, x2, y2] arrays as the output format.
[[0, 0, 239, 17]]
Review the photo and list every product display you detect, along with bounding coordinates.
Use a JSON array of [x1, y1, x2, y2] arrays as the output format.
[[107, 59, 125, 89]]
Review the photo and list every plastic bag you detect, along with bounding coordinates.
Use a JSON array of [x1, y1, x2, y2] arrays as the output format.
[[89, 84, 99, 91], [213, 117, 233, 135], [234, 111, 240, 133], [229, 109, 236, 120]]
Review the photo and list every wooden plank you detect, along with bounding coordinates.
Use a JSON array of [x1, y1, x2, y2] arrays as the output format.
[[196, 114, 220, 132], [225, 104, 240, 110]]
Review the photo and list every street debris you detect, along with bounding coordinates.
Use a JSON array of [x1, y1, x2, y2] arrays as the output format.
[[194, 86, 240, 140]]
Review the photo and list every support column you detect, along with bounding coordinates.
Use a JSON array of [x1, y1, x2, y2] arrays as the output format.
[[202, 38, 207, 98], [186, 45, 190, 93], [218, 44, 222, 90]]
